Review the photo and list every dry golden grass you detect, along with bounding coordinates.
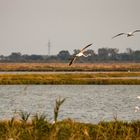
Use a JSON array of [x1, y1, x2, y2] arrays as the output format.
[[0, 63, 140, 84], [0, 72, 140, 84], [0, 62, 140, 71], [0, 118, 140, 140]]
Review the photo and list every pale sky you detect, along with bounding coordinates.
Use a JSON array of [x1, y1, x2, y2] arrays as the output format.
[[0, 0, 140, 55]]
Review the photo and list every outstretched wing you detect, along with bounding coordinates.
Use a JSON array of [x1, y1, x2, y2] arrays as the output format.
[[81, 43, 92, 52], [69, 56, 77, 66], [132, 30, 140, 34], [112, 33, 126, 39]]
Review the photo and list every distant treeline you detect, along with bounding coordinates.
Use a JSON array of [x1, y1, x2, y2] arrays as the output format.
[[0, 47, 140, 62]]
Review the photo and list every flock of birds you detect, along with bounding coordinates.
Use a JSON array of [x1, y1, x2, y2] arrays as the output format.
[[68, 29, 140, 113], [69, 29, 140, 66]]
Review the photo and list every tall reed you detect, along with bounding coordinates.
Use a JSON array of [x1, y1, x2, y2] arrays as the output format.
[[54, 97, 66, 123]]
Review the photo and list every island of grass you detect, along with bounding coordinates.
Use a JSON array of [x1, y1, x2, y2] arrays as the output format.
[[0, 72, 140, 84], [0, 62, 140, 72], [0, 63, 140, 84]]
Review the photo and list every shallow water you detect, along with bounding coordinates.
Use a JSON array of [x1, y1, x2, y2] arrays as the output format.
[[0, 85, 140, 123]]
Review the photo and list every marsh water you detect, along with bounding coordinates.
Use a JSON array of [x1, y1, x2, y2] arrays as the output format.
[[0, 85, 140, 123]]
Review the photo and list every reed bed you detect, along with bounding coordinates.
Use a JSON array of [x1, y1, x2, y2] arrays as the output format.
[[0, 117, 140, 140], [0, 72, 140, 84], [0, 62, 140, 71]]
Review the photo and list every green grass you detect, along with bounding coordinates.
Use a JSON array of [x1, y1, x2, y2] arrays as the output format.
[[0, 72, 140, 84]]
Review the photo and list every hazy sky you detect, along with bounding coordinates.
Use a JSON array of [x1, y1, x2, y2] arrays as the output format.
[[0, 0, 140, 55]]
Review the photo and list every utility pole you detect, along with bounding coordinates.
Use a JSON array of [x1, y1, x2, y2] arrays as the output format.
[[48, 40, 51, 56]]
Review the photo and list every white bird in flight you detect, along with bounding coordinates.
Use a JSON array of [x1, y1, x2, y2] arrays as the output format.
[[137, 96, 140, 99], [135, 106, 140, 112], [112, 30, 140, 39], [69, 43, 92, 66]]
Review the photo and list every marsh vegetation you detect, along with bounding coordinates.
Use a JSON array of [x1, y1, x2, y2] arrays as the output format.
[[0, 72, 140, 84], [0, 63, 140, 72], [1, 118, 140, 140]]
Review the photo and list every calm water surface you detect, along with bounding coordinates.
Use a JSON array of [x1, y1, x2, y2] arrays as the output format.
[[0, 85, 140, 123]]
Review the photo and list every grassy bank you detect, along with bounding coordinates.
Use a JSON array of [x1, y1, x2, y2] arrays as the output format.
[[0, 72, 140, 84], [0, 118, 140, 140], [0, 62, 140, 71]]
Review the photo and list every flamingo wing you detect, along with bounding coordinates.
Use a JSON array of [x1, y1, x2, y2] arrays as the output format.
[[132, 30, 140, 34], [112, 33, 126, 39], [80, 43, 92, 52], [69, 56, 77, 66]]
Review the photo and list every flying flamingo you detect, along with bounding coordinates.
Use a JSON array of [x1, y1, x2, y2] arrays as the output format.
[[112, 30, 140, 39], [69, 43, 92, 66]]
